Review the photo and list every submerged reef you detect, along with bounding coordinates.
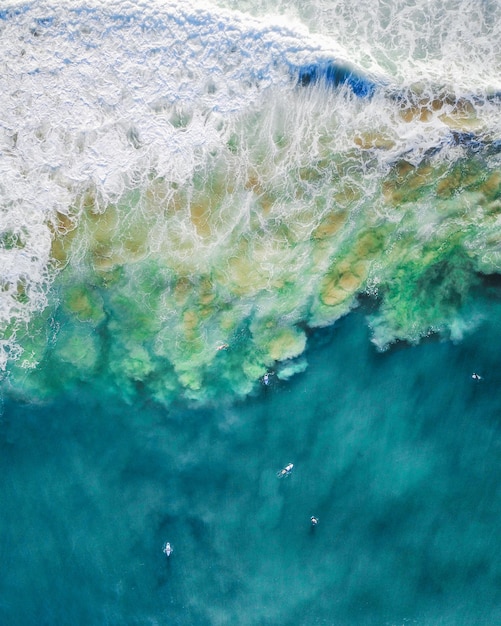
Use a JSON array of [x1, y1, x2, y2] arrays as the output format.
[[0, 2, 500, 405], [4, 88, 501, 406]]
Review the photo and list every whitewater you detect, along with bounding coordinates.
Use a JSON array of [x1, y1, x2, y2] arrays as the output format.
[[0, 0, 500, 404]]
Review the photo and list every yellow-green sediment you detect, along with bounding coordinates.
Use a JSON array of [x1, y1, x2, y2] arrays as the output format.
[[4, 90, 501, 405]]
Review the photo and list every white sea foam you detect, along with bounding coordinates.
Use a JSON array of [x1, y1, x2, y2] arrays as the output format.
[[0, 0, 500, 371], [214, 0, 501, 93]]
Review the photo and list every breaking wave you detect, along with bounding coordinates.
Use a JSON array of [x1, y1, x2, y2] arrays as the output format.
[[1, 0, 501, 404]]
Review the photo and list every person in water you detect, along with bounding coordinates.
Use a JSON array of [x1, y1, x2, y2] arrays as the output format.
[[277, 462, 294, 477], [472, 373, 482, 380], [310, 516, 319, 526], [262, 371, 274, 385]]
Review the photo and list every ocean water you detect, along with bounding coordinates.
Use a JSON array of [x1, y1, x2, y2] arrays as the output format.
[[0, 0, 501, 624], [3, 296, 501, 625]]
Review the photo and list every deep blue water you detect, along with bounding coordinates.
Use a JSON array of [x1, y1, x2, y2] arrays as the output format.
[[2, 291, 501, 625]]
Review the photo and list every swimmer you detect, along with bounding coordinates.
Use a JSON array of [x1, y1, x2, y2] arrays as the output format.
[[163, 542, 173, 557], [310, 516, 319, 526], [277, 462, 294, 478], [472, 373, 482, 380], [216, 343, 229, 351], [263, 371, 275, 385]]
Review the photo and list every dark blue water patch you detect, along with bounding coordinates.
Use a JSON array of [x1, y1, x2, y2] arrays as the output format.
[[481, 272, 501, 290], [293, 61, 377, 97], [0, 5, 30, 21], [486, 138, 501, 157], [443, 130, 494, 157], [33, 15, 54, 27]]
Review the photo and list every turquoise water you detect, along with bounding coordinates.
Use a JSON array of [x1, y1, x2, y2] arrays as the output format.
[[2, 290, 501, 625], [1, 1, 501, 623]]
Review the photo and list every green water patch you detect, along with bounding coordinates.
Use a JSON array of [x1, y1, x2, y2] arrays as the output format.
[[3, 110, 501, 406], [369, 242, 480, 348]]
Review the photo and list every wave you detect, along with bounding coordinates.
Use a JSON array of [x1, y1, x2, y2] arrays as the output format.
[[1, 0, 501, 404]]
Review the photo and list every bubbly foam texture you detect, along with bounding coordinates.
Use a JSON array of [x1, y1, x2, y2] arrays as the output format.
[[1, 1, 501, 403], [214, 0, 501, 93], [0, 0, 351, 370]]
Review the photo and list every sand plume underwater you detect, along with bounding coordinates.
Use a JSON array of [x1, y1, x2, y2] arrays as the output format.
[[1, 0, 501, 623]]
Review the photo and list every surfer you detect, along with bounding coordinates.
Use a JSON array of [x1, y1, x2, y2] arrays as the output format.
[[163, 542, 173, 557], [277, 462, 294, 478]]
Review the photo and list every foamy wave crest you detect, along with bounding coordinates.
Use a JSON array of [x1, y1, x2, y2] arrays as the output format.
[[0, 0, 380, 369], [214, 0, 501, 95]]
